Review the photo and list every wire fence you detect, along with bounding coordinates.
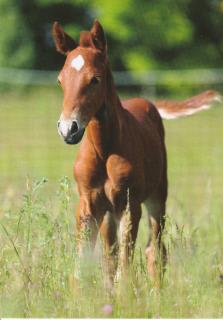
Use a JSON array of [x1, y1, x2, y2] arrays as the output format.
[[1, 67, 223, 87]]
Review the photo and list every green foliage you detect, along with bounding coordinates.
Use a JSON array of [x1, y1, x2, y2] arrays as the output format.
[[0, 0, 34, 68], [0, 0, 223, 70], [95, 0, 223, 70]]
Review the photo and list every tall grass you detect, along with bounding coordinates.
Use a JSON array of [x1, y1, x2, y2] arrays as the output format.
[[0, 175, 222, 317]]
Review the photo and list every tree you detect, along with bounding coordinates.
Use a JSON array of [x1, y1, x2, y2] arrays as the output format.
[[1, 0, 223, 71], [0, 0, 34, 68], [92, 0, 223, 70]]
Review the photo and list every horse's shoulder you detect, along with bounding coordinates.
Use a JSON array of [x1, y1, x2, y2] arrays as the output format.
[[73, 138, 104, 185]]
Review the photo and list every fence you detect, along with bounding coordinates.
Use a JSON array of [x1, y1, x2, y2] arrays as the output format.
[[1, 67, 223, 89]]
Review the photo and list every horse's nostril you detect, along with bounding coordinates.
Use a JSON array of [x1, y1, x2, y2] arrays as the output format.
[[57, 121, 60, 128], [71, 120, 79, 134]]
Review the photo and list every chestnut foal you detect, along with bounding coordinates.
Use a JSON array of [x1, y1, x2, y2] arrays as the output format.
[[53, 20, 220, 283]]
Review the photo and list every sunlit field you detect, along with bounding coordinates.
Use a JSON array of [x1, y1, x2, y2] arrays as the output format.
[[0, 87, 222, 317]]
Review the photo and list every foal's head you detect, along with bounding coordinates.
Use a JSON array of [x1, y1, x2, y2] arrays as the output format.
[[53, 20, 108, 144]]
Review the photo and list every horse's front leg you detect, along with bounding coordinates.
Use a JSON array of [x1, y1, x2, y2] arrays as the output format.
[[76, 197, 103, 257], [99, 211, 118, 289], [70, 196, 103, 288]]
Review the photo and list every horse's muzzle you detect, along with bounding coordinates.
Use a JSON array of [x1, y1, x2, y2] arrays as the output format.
[[64, 126, 85, 144], [57, 119, 85, 144]]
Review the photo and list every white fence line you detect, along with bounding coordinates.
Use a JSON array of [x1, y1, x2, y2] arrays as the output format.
[[0, 67, 223, 86], [0, 68, 57, 85]]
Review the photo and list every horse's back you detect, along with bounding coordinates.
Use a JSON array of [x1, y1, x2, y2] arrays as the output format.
[[121, 97, 164, 138], [122, 97, 154, 114]]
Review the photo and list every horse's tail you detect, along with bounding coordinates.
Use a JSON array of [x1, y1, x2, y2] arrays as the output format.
[[155, 90, 221, 120]]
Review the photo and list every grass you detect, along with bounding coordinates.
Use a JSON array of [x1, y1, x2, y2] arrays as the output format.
[[0, 86, 223, 317]]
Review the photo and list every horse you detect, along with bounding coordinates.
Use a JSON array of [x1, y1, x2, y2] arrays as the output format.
[[52, 20, 220, 284]]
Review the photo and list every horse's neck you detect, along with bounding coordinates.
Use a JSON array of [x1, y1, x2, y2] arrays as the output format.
[[86, 66, 122, 160]]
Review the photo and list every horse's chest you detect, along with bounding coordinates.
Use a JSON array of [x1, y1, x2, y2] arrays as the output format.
[[75, 153, 139, 211]]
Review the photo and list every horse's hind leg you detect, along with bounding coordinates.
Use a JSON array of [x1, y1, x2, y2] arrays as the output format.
[[144, 194, 167, 285]]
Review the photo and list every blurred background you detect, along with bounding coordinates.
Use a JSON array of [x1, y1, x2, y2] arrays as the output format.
[[0, 0, 223, 202], [1, 0, 223, 91], [0, 2, 223, 316]]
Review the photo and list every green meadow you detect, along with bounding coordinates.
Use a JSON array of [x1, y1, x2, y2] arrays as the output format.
[[0, 87, 222, 317]]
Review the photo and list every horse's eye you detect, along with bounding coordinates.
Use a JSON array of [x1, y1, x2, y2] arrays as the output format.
[[57, 79, 61, 86], [90, 76, 100, 85]]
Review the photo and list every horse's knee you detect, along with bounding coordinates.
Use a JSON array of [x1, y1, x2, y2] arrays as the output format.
[[75, 203, 102, 256]]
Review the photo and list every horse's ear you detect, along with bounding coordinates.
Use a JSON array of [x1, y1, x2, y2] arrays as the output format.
[[90, 20, 107, 54], [52, 21, 78, 55]]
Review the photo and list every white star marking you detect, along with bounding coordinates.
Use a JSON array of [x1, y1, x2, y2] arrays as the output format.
[[71, 55, 85, 71]]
